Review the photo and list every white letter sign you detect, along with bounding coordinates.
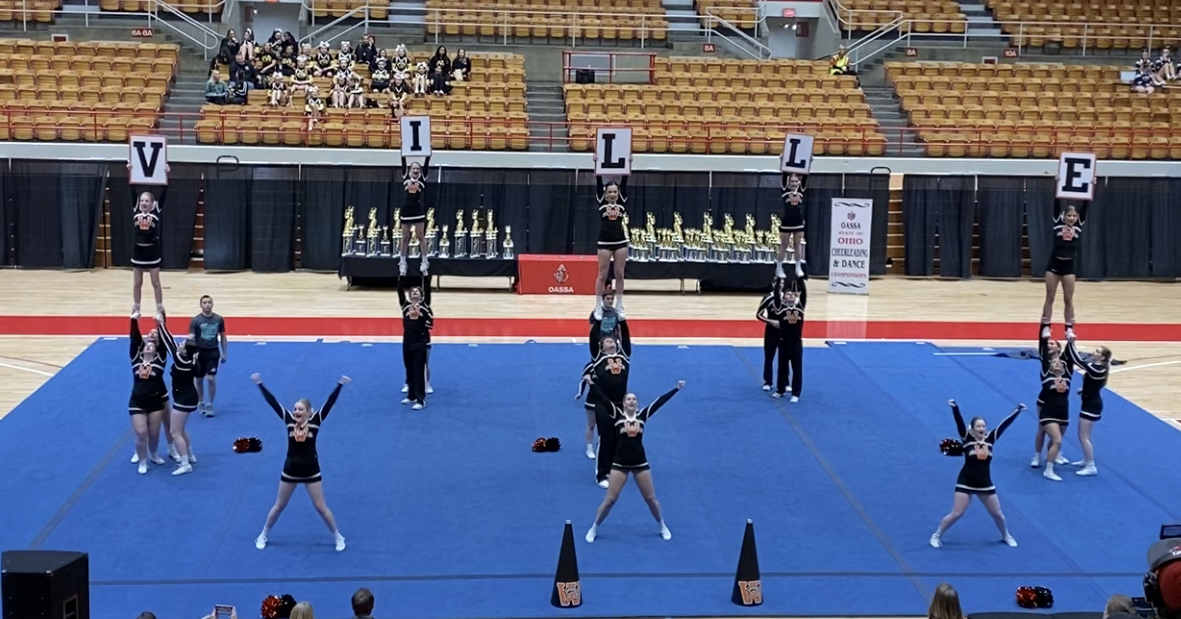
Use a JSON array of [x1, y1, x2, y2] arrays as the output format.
[[129, 135, 168, 185], [1056, 152, 1097, 201], [595, 127, 632, 176], [400, 116, 432, 158], [780, 133, 814, 175]]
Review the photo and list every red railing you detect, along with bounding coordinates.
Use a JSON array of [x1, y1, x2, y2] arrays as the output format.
[[560, 50, 659, 84]]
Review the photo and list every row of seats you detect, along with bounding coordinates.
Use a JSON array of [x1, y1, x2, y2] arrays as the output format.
[[425, 13, 669, 39], [569, 124, 888, 156], [0, 111, 159, 142], [921, 131, 1181, 160], [654, 57, 838, 76], [0, 87, 169, 107], [308, 0, 390, 19], [986, 0, 1181, 48], [694, 0, 757, 29], [567, 85, 866, 106], [0, 0, 60, 22], [96, 0, 222, 15], [194, 117, 533, 150], [835, 0, 966, 31], [0, 39, 179, 63]]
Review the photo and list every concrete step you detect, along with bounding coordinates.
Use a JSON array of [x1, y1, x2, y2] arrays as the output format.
[[965, 15, 994, 22], [665, 9, 699, 20], [662, 0, 695, 7], [967, 27, 1004, 36]]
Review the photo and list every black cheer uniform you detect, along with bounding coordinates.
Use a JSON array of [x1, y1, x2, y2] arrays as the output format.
[[596, 176, 629, 252], [757, 284, 782, 387], [773, 276, 806, 398], [1037, 324, 1074, 427], [132, 204, 162, 267], [400, 156, 431, 224], [581, 350, 629, 482], [1047, 202, 1088, 276], [588, 308, 631, 359], [780, 173, 806, 232], [128, 318, 168, 414], [258, 382, 343, 484], [157, 316, 199, 413], [590, 384, 679, 473], [398, 276, 433, 405], [1066, 339, 1109, 421], [950, 402, 1021, 495]]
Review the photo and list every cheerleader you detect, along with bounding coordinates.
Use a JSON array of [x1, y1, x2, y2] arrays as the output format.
[[291, 56, 312, 93], [268, 72, 288, 107], [1040, 202, 1088, 335], [369, 58, 392, 99], [128, 315, 170, 475], [772, 275, 806, 401], [330, 73, 348, 108], [392, 44, 411, 73], [156, 313, 198, 475], [1032, 323, 1074, 481], [251, 373, 350, 552], [346, 74, 365, 108], [776, 173, 807, 279], [579, 332, 630, 488], [1065, 331, 1111, 476], [584, 379, 685, 543], [412, 62, 429, 96], [590, 159, 630, 319], [398, 276, 433, 409], [930, 400, 1023, 548], [398, 156, 432, 276], [756, 278, 782, 391], [313, 42, 334, 77], [304, 86, 325, 132], [581, 291, 631, 463], [388, 72, 409, 117], [131, 191, 164, 317]]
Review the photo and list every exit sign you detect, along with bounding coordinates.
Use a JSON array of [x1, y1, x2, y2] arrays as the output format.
[[782, 8, 795, 16]]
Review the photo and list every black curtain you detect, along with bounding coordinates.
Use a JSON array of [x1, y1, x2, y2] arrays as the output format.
[[251, 166, 299, 273], [842, 172, 891, 275], [903, 175, 975, 278], [432, 168, 531, 256], [11, 161, 63, 267], [800, 174, 842, 278], [299, 167, 347, 271], [203, 166, 252, 271], [527, 170, 577, 254], [1025, 177, 1057, 279], [1097, 178, 1151, 279], [58, 163, 107, 269], [0, 163, 10, 266], [345, 167, 393, 234], [976, 176, 1026, 278], [108, 163, 202, 269], [1150, 178, 1181, 279]]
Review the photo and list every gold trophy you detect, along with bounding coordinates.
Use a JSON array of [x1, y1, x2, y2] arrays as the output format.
[[702, 213, 715, 262], [484, 209, 498, 259], [391, 208, 402, 257], [342, 206, 355, 255], [380, 225, 392, 256], [769, 214, 782, 262], [468, 209, 483, 258], [453, 209, 468, 258], [366, 208, 379, 256], [439, 225, 452, 259], [409, 225, 420, 259], [425, 208, 438, 257], [502, 225, 514, 259], [673, 212, 688, 261]]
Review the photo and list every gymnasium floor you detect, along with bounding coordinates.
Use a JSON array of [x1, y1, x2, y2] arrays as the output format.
[[1, 271, 1180, 619]]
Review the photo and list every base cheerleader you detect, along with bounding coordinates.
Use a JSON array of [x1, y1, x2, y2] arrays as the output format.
[[251, 373, 350, 552], [1065, 330, 1111, 476], [776, 173, 807, 279], [591, 161, 629, 319], [584, 379, 685, 543], [1040, 202, 1088, 333], [579, 332, 631, 488], [1032, 323, 1075, 481], [128, 316, 170, 475], [772, 275, 806, 401], [580, 300, 632, 464], [131, 191, 165, 316], [398, 276, 433, 409], [399, 157, 432, 276], [156, 313, 198, 475], [756, 278, 781, 392], [930, 399, 1023, 548]]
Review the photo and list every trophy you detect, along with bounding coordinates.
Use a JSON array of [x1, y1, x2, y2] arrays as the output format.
[[468, 209, 483, 258], [502, 225, 514, 259], [342, 206, 355, 255], [425, 208, 439, 257], [701, 213, 716, 262], [409, 226, 420, 259], [380, 226, 392, 256], [366, 208, 380, 256], [439, 225, 452, 259], [769, 214, 782, 262], [484, 209, 498, 259], [391, 208, 402, 257], [453, 210, 468, 258]]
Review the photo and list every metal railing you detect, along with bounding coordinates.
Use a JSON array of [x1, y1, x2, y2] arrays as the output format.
[[703, 7, 771, 59], [24, 2, 225, 59], [561, 50, 658, 84]]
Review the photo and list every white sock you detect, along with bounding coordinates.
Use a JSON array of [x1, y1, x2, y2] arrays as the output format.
[[1046, 462, 1055, 475]]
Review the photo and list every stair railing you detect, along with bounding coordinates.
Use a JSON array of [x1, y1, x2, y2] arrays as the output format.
[[148, 0, 224, 59], [301, 3, 372, 44], [704, 7, 772, 59]]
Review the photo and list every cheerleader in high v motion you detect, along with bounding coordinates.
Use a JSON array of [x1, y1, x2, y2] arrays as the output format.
[[930, 400, 1023, 549], [398, 276, 433, 410], [1040, 202, 1089, 335], [591, 156, 630, 319], [398, 156, 432, 277], [584, 379, 685, 543], [155, 313, 198, 475], [776, 173, 807, 279], [251, 373, 350, 552], [1065, 330, 1111, 477], [1032, 323, 1075, 481], [131, 191, 166, 316], [756, 278, 782, 392]]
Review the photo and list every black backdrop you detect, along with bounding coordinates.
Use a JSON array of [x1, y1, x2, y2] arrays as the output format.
[[8, 161, 106, 269], [0, 164, 10, 266]]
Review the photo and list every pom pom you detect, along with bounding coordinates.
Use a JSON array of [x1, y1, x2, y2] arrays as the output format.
[[261, 595, 283, 619], [248, 437, 264, 453], [278, 594, 297, 618], [233, 437, 251, 453], [1016, 586, 1053, 609], [545, 437, 561, 452], [532, 437, 547, 452], [1034, 586, 1054, 608], [940, 438, 964, 457]]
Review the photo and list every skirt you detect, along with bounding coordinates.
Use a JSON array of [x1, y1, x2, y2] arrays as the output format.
[[129, 392, 168, 415], [611, 462, 651, 473], [1038, 398, 1070, 426], [1047, 256, 1076, 277], [780, 207, 805, 232], [132, 243, 162, 268], [401, 200, 425, 223], [282, 459, 323, 484], [172, 385, 199, 413], [1079, 395, 1103, 421]]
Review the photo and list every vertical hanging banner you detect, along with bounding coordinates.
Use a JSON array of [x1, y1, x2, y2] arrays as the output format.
[[780, 134, 814, 175], [1055, 152, 1097, 200], [594, 127, 632, 175], [128, 135, 168, 185], [400, 116, 433, 158], [828, 198, 873, 295]]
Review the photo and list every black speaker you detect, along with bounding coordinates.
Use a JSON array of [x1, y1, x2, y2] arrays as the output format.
[[1, 551, 89, 619], [575, 69, 595, 84]]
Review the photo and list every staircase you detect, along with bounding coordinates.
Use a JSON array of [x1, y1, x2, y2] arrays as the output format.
[[862, 85, 924, 157], [161, 64, 215, 144], [524, 81, 568, 151], [662, 0, 703, 42], [957, 2, 1004, 40]]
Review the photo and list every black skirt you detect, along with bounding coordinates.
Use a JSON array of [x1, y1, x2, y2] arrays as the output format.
[[282, 459, 322, 484], [1038, 398, 1070, 426], [780, 208, 805, 232], [132, 243, 162, 268], [1047, 256, 1076, 277], [172, 385, 199, 412], [1079, 395, 1103, 421], [129, 392, 168, 414]]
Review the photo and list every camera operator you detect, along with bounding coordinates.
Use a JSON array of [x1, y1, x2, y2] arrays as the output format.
[[1142, 538, 1181, 619]]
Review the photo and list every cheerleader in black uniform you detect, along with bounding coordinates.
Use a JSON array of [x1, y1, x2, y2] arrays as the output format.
[[398, 276, 433, 409], [930, 399, 1023, 549], [1065, 331, 1111, 477], [155, 313, 198, 476], [1032, 323, 1074, 481], [578, 331, 630, 488], [251, 373, 350, 552], [771, 275, 806, 401], [584, 379, 685, 543], [591, 157, 630, 319], [580, 291, 631, 462], [756, 278, 782, 392], [1040, 202, 1088, 336], [398, 156, 432, 277], [128, 316, 170, 475], [776, 173, 807, 280], [131, 191, 165, 317]]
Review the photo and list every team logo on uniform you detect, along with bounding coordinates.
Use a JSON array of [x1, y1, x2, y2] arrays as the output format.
[[554, 265, 568, 283], [408, 306, 420, 320], [737, 580, 763, 605], [1054, 378, 1068, 393], [787, 192, 803, 206], [604, 204, 623, 220], [136, 362, 152, 379], [607, 358, 624, 375], [135, 214, 154, 231], [623, 418, 641, 437], [786, 310, 801, 325], [555, 582, 581, 607], [1061, 226, 1076, 241]]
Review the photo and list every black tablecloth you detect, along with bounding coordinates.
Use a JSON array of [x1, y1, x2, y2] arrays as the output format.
[[625, 260, 777, 293], [339, 256, 517, 288]]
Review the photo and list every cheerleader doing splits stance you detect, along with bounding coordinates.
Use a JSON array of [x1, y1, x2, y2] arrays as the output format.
[[252, 373, 350, 552], [1065, 330, 1111, 476], [155, 313, 198, 475], [585, 379, 685, 543], [579, 330, 631, 488], [776, 173, 807, 280], [398, 276, 433, 410], [591, 161, 629, 319], [131, 192, 165, 316], [1041, 202, 1088, 335], [1032, 323, 1075, 481], [398, 157, 432, 277], [128, 316, 175, 474], [930, 400, 1023, 549], [756, 278, 782, 392]]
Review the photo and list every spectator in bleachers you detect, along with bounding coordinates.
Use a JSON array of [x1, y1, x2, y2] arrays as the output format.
[[268, 28, 284, 45], [430, 64, 452, 96], [357, 35, 377, 67], [351, 588, 376, 619], [292, 56, 313, 93], [451, 48, 471, 82], [392, 44, 412, 73], [279, 32, 298, 60], [313, 42, 335, 77], [269, 72, 290, 107], [1153, 47, 1175, 83], [413, 62, 429, 96], [927, 583, 965, 619], [428, 46, 452, 76], [205, 70, 228, 104], [240, 28, 256, 62], [214, 29, 240, 69], [1132, 68, 1156, 94], [1135, 49, 1153, 72], [370, 47, 390, 74], [337, 55, 357, 80], [347, 74, 366, 108], [280, 52, 297, 77], [330, 73, 349, 108], [228, 78, 248, 104], [255, 43, 278, 77], [389, 72, 410, 117], [339, 41, 355, 61], [290, 602, 314, 619], [371, 57, 392, 101], [230, 51, 256, 90], [305, 86, 325, 131], [829, 45, 854, 76]]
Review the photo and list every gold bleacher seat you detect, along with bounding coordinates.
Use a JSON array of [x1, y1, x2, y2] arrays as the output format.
[[564, 57, 887, 156], [986, 2, 1181, 50], [194, 52, 530, 150], [888, 60, 1181, 159], [697, 0, 758, 30], [0, 0, 61, 23], [424, 0, 668, 43], [97, 0, 223, 16], [0, 40, 177, 143], [836, 0, 966, 33], [307, 0, 389, 20]]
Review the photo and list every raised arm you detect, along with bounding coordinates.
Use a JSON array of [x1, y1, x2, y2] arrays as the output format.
[[588, 316, 602, 358], [617, 175, 628, 201], [595, 176, 606, 202], [156, 314, 179, 358], [619, 320, 632, 357], [641, 385, 682, 420], [318, 381, 346, 421], [256, 382, 287, 419], [950, 400, 967, 439], [1037, 323, 1051, 360], [1052, 200, 1062, 221], [1076, 201, 1089, 225], [796, 276, 808, 309], [781, 172, 790, 192], [130, 317, 143, 361], [397, 277, 408, 307], [990, 404, 1025, 442], [423, 276, 432, 306], [400, 156, 409, 179], [421, 156, 432, 180]]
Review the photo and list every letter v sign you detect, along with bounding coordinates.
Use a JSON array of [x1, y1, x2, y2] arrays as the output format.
[[129, 135, 169, 185]]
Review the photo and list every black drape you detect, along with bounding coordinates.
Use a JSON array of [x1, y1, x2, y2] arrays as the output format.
[[1097, 178, 1151, 279], [902, 176, 975, 278], [108, 163, 202, 269], [1150, 178, 1181, 278], [843, 172, 891, 275], [203, 166, 252, 271], [299, 167, 347, 271], [346, 167, 393, 234], [527, 170, 578, 254], [800, 174, 842, 278], [251, 166, 299, 273], [976, 176, 1026, 278], [1025, 177, 1057, 278], [0, 163, 10, 266], [11, 161, 63, 268], [431, 168, 530, 257], [58, 163, 107, 269]]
